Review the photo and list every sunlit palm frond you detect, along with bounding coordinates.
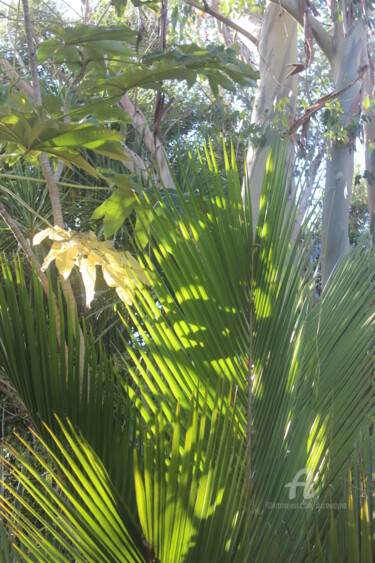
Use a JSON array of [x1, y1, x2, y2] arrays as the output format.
[[1, 141, 375, 560], [119, 142, 375, 558], [0, 258, 138, 505], [1, 417, 146, 562]]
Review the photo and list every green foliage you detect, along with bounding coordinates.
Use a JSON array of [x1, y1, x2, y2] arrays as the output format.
[[349, 176, 369, 244], [0, 260, 138, 503], [1, 140, 375, 560], [91, 185, 136, 238], [81, 43, 258, 99], [1, 418, 146, 562], [0, 112, 128, 177], [133, 389, 254, 562], [37, 24, 137, 64]]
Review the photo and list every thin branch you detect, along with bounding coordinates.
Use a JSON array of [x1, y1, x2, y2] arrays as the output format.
[[0, 183, 53, 227], [21, 0, 85, 376], [121, 142, 157, 186], [21, 0, 41, 104], [54, 65, 87, 183], [184, 0, 258, 47], [6, 1, 27, 76], [120, 93, 174, 187], [0, 58, 34, 97], [164, 107, 194, 138], [0, 202, 67, 359], [21, 0, 64, 226]]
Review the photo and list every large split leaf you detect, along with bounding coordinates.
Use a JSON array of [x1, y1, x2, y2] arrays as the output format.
[[0, 112, 128, 177], [85, 44, 258, 98], [37, 24, 137, 71]]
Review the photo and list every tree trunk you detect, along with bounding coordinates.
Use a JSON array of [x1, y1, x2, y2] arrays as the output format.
[[243, 2, 298, 229], [321, 22, 366, 283], [363, 52, 375, 240]]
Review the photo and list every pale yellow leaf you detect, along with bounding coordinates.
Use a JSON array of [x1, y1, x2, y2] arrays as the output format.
[[48, 226, 73, 241], [86, 231, 98, 241], [102, 265, 117, 288], [55, 245, 79, 279], [33, 227, 54, 246], [79, 256, 97, 308], [116, 286, 132, 305], [124, 252, 150, 286], [34, 224, 150, 307], [41, 242, 69, 272]]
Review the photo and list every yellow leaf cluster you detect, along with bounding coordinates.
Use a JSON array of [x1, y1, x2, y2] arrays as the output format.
[[33, 226, 150, 308]]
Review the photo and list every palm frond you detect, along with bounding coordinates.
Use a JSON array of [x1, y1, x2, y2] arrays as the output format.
[[0, 257, 137, 504], [1, 417, 146, 562], [118, 141, 375, 558], [133, 384, 258, 562], [1, 140, 375, 560]]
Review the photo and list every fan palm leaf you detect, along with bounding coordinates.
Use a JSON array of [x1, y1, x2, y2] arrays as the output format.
[[0, 142, 375, 559], [0, 258, 138, 505], [1, 417, 146, 562], [119, 142, 375, 558]]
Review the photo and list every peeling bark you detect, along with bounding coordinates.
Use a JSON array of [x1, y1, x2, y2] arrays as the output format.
[[256, 0, 370, 283]]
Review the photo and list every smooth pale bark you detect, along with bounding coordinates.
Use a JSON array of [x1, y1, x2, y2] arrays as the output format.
[[363, 54, 375, 236], [255, 0, 369, 283], [364, 112, 375, 230], [120, 94, 175, 188], [243, 3, 298, 228], [321, 22, 366, 283]]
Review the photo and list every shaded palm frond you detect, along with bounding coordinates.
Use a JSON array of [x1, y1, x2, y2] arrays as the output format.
[[0, 257, 138, 505], [1, 417, 146, 562]]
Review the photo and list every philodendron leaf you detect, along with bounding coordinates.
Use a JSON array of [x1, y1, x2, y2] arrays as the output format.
[[85, 44, 258, 97], [37, 24, 137, 63], [33, 227, 150, 307], [91, 186, 136, 238], [0, 112, 128, 177]]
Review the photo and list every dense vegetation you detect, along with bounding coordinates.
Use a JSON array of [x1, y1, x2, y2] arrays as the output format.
[[0, 0, 375, 561]]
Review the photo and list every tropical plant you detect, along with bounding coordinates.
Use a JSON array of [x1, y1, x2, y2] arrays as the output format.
[[0, 144, 375, 560]]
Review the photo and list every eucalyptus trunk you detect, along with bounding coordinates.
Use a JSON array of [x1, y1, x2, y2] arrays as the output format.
[[250, 0, 369, 283], [321, 22, 366, 283], [243, 3, 298, 228]]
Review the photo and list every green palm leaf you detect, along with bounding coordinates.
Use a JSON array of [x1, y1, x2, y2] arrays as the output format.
[[117, 142, 375, 558], [133, 386, 258, 562], [1, 141, 375, 560], [0, 258, 137, 504], [1, 417, 146, 562]]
